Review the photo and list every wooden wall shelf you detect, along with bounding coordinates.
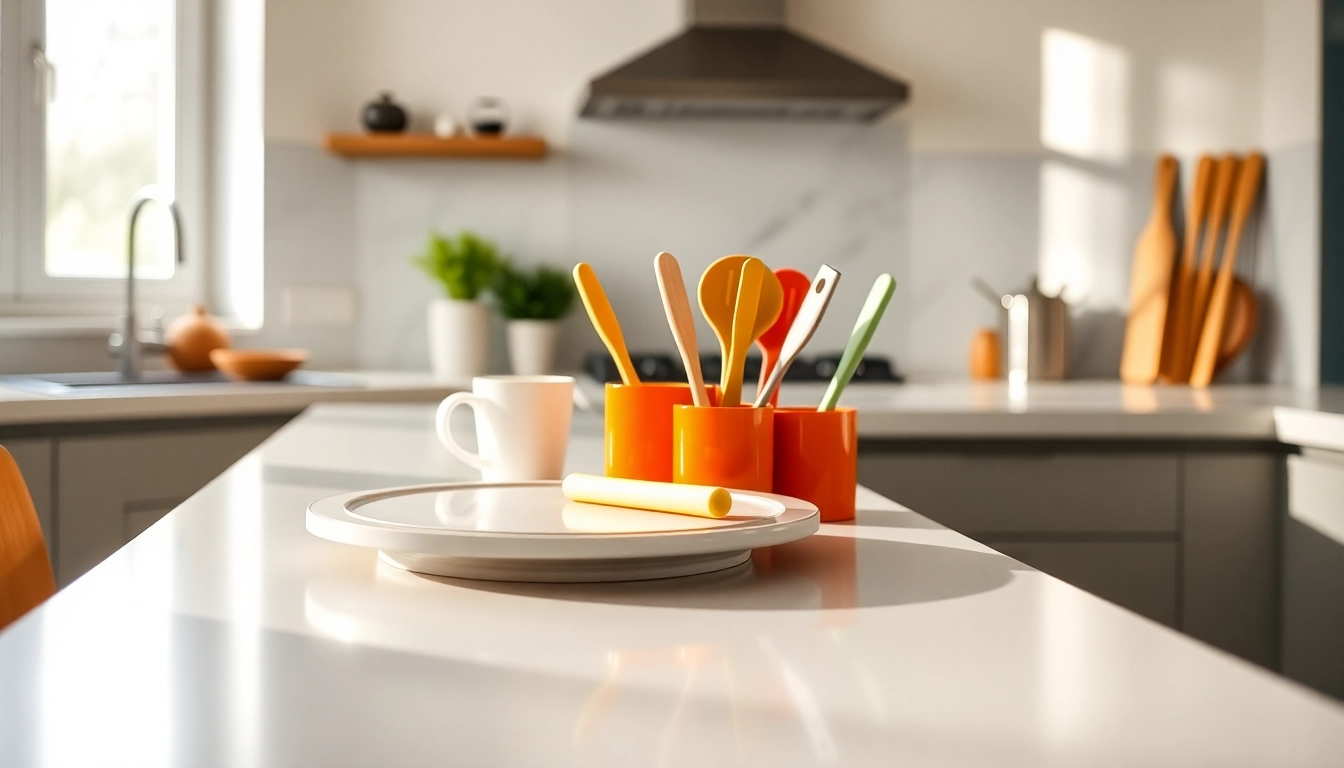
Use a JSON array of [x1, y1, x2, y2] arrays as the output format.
[[323, 133, 548, 159]]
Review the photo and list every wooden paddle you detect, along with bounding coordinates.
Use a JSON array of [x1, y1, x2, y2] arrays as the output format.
[[1191, 152, 1265, 388], [1120, 155, 1179, 385], [1158, 155, 1215, 384], [1183, 154, 1241, 379]]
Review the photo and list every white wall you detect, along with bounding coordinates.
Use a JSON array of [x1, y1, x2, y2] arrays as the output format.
[[254, 0, 1322, 382]]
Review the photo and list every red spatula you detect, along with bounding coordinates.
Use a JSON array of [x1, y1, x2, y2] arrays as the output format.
[[756, 268, 811, 407]]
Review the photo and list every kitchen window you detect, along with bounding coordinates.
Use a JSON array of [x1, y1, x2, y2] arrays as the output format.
[[0, 0, 205, 308]]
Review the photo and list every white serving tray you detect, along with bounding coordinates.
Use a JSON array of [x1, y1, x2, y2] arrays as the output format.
[[306, 480, 819, 582]]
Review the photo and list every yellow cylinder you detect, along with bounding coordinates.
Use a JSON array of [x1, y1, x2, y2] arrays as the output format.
[[561, 473, 732, 519]]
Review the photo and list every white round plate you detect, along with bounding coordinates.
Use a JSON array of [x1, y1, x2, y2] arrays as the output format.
[[306, 481, 819, 583]]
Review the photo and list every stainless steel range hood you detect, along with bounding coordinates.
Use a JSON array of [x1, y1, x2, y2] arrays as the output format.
[[580, 0, 909, 122]]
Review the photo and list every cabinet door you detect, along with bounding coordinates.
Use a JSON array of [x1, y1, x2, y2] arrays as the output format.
[[857, 452, 1180, 534], [1182, 453, 1280, 668], [988, 540, 1178, 626], [56, 424, 279, 585], [0, 439, 53, 557], [1282, 451, 1344, 698]]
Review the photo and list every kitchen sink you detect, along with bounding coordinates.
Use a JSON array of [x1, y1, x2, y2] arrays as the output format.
[[0, 370, 363, 396]]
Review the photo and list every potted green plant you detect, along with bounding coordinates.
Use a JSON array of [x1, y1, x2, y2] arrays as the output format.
[[492, 262, 576, 374], [413, 231, 501, 379]]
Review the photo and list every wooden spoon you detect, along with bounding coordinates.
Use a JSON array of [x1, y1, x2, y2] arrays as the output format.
[[755, 268, 811, 407], [573, 262, 639, 385], [1185, 154, 1241, 377], [653, 252, 709, 407], [721, 257, 767, 408], [1215, 278, 1258, 372], [755, 265, 841, 407], [1191, 152, 1265, 388], [1120, 155, 1179, 385], [1159, 155, 1215, 384], [697, 255, 783, 389]]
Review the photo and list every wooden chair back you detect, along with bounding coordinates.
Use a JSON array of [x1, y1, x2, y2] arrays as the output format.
[[0, 446, 54, 631]]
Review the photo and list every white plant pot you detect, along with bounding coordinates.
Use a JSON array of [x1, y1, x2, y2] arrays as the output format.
[[428, 298, 490, 380], [506, 319, 560, 375]]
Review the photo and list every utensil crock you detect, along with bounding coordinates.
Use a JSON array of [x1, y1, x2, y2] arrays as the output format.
[[606, 383, 716, 482], [672, 404, 773, 492], [773, 406, 857, 522]]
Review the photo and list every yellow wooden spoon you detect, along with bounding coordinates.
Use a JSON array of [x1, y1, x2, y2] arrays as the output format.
[[697, 255, 783, 391], [573, 263, 639, 384]]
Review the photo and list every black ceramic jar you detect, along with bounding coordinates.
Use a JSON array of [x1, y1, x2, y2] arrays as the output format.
[[362, 92, 408, 133]]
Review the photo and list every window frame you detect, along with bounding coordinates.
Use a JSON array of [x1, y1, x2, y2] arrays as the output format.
[[0, 0, 207, 312]]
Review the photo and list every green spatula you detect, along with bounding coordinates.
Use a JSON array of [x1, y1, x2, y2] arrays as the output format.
[[818, 274, 896, 412]]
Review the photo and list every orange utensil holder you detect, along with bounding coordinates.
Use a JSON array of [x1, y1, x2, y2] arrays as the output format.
[[672, 405, 774, 492], [773, 407, 857, 522], [605, 383, 715, 482]]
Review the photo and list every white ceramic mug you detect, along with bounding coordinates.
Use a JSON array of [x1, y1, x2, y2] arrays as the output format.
[[436, 375, 574, 481]]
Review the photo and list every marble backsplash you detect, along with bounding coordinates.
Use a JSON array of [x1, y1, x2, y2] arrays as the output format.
[[263, 122, 1317, 384]]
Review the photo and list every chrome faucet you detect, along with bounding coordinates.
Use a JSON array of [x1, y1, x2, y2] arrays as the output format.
[[109, 185, 184, 380]]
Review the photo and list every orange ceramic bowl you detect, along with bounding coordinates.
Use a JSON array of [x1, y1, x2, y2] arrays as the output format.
[[773, 406, 857, 522], [672, 405, 773, 492], [605, 383, 718, 482], [209, 348, 308, 382]]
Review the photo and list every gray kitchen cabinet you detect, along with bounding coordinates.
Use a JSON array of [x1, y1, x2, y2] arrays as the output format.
[[856, 452, 1180, 534], [0, 439, 54, 555], [1282, 450, 1344, 699], [987, 540, 1178, 626], [56, 423, 281, 585], [1181, 453, 1280, 667], [858, 443, 1284, 666]]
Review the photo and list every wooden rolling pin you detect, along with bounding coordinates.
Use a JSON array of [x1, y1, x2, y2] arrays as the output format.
[[561, 473, 732, 519]]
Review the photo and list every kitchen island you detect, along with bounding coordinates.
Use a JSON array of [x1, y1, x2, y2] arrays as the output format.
[[0, 401, 1341, 767]]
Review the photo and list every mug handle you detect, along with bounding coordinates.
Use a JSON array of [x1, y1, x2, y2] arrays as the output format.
[[436, 393, 493, 473]]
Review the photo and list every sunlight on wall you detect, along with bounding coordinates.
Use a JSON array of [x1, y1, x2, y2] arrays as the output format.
[[1037, 161, 1127, 307], [1159, 62, 1226, 153], [1040, 28, 1130, 163], [1038, 28, 1131, 308]]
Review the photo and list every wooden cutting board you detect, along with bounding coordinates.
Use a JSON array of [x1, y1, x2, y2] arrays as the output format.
[[1120, 155, 1180, 385]]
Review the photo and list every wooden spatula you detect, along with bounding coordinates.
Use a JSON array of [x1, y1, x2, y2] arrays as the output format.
[[1159, 155, 1215, 384], [653, 252, 709, 407], [1120, 155, 1179, 385], [1184, 154, 1241, 378], [1191, 152, 1265, 388]]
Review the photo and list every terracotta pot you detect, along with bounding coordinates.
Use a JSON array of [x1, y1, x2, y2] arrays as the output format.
[[166, 305, 231, 371]]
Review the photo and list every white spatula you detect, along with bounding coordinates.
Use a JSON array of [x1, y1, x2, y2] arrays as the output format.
[[753, 265, 841, 407]]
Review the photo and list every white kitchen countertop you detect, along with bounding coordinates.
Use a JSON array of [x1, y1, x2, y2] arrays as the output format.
[[773, 380, 1344, 449], [0, 370, 465, 425], [0, 402, 1340, 767]]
